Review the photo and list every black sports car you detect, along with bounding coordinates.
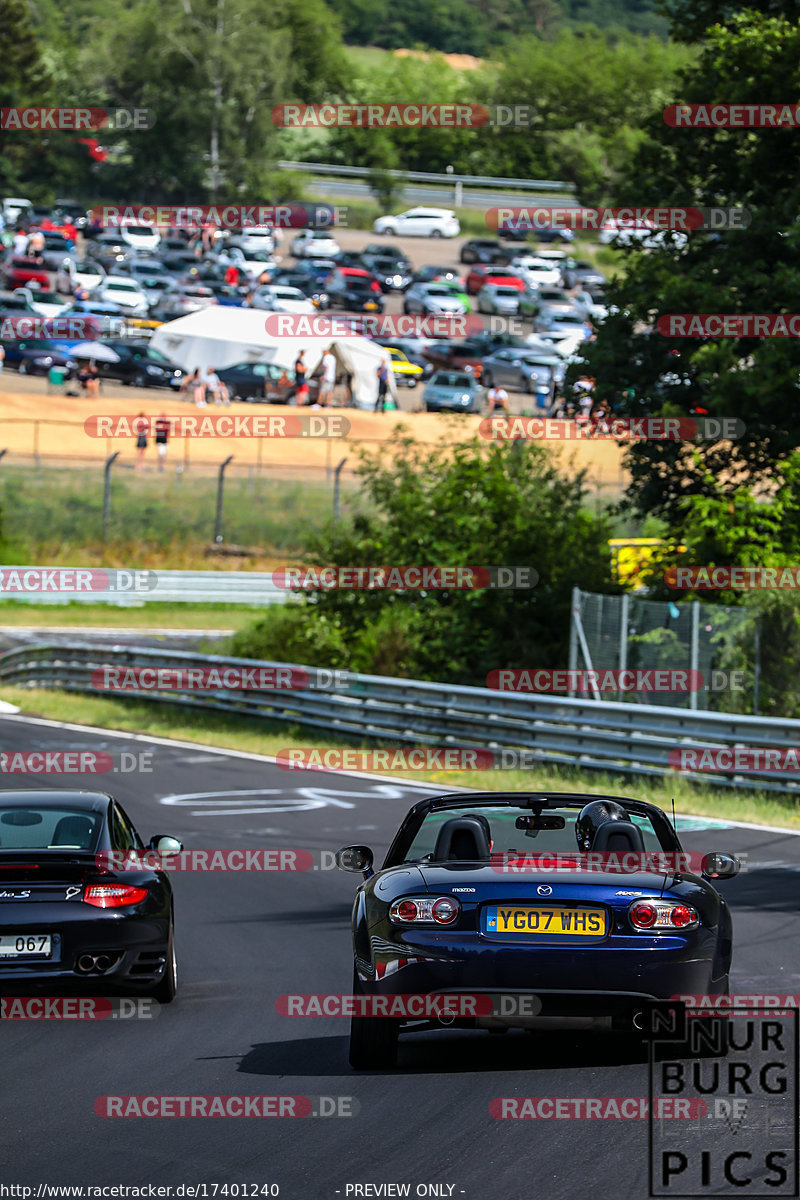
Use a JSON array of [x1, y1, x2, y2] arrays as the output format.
[[337, 791, 738, 1067], [0, 791, 182, 1001]]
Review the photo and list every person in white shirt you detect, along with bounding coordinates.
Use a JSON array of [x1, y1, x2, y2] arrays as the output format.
[[487, 385, 509, 414], [317, 346, 336, 408], [13, 229, 28, 255]]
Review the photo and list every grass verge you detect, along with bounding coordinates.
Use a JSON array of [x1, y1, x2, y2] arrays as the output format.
[[0, 602, 254, 631], [3, 686, 798, 830]]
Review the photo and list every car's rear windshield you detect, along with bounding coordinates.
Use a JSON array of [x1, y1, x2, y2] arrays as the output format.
[[432, 373, 473, 388], [404, 806, 663, 861], [0, 806, 101, 851]]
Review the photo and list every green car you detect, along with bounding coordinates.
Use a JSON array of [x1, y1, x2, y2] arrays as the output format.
[[439, 281, 474, 312]]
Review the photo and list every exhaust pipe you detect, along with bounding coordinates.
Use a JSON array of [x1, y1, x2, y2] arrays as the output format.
[[76, 954, 97, 973], [632, 1011, 644, 1031], [95, 954, 114, 973]]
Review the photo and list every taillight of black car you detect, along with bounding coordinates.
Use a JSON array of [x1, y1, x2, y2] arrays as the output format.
[[628, 899, 698, 931], [83, 884, 149, 908], [389, 896, 460, 926]]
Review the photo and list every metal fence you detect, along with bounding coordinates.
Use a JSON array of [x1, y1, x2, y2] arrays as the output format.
[[1, 641, 798, 795], [570, 588, 759, 712]]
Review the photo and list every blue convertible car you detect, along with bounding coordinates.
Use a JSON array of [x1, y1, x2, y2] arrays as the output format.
[[336, 791, 738, 1067]]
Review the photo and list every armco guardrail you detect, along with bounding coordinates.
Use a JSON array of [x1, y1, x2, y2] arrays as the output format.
[[278, 160, 577, 194], [0, 569, 287, 606], [1, 642, 798, 795]]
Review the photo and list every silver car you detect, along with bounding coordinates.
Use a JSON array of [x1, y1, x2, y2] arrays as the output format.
[[480, 347, 565, 394], [477, 283, 522, 315], [422, 370, 484, 413], [403, 283, 468, 315]]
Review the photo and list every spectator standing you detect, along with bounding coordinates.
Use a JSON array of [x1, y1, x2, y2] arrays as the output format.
[[134, 412, 148, 470], [294, 350, 309, 404], [155, 413, 170, 470], [375, 357, 389, 412], [13, 228, 28, 255]]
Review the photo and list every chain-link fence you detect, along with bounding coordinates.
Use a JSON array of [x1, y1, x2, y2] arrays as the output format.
[[569, 588, 760, 713]]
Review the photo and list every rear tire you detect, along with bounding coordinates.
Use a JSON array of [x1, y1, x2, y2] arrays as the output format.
[[151, 924, 177, 1004], [348, 971, 398, 1069]]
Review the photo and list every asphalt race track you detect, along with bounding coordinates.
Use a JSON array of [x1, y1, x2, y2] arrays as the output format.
[[1, 714, 798, 1199]]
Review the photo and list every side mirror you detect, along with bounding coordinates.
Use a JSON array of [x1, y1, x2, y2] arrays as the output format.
[[149, 835, 184, 853], [335, 845, 374, 878], [701, 852, 740, 880]]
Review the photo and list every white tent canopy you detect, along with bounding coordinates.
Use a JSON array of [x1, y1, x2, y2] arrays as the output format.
[[150, 307, 397, 409]]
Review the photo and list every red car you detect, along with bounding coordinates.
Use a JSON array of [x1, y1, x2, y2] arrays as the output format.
[[1, 258, 51, 289], [465, 266, 526, 295], [326, 267, 381, 294]]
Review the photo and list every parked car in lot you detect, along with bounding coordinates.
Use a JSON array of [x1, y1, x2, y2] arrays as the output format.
[[118, 222, 161, 253], [267, 270, 329, 309], [1, 338, 78, 376], [216, 362, 319, 404], [86, 234, 133, 269], [157, 283, 217, 317], [95, 275, 150, 317], [291, 230, 341, 258], [509, 256, 563, 288], [1, 256, 50, 290], [326, 267, 382, 295], [410, 265, 465, 288], [422, 370, 484, 412], [14, 288, 70, 320], [36, 232, 77, 271], [477, 284, 522, 316], [52, 200, 90, 231], [561, 259, 608, 290], [480, 346, 564, 393], [251, 285, 316, 314], [403, 282, 468, 316], [386, 347, 424, 388], [465, 266, 525, 296], [373, 207, 460, 238], [459, 238, 511, 265], [56, 257, 107, 295], [373, 337, 436, 377], [360, 256, 413, 292], [224, 226, 275, 256], [325, 280, 384, 313], [93, 340, 184, 389], [226, 248, 280, 281], [423, 331, 527, 378], [2, 197, 33, 226], [534, 306, 591, 348]]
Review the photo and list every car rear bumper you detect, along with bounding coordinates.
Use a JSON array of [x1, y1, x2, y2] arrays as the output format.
[[0, 915, 170, 990]]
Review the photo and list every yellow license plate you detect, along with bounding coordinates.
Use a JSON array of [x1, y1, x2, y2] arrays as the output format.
[[486, 906, 606, 936], [365, 302, 378, 310]]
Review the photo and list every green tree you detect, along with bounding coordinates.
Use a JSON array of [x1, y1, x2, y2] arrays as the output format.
[[576, 12, 800, 526], [233, 431, 618, 685]]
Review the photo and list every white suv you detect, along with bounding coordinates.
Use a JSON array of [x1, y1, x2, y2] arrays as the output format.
[[118, 222, 161, 253], [373, 207, 460, 238]]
